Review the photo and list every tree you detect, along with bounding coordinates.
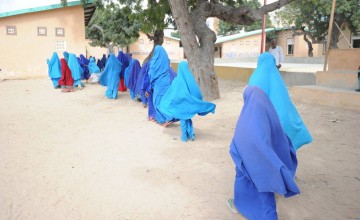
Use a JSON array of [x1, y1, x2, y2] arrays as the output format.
[[168, 0, 295, 99], [276, 0, 360, 55], [218, 0, 274, 36], [86, 3, 141, 53]]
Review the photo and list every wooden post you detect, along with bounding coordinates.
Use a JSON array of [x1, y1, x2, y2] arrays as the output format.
[[260, 0, 267, 53], [323, 0, 336, 71]]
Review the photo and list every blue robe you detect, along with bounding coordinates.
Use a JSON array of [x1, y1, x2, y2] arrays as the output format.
[[88, 57, 100, 73], [46, 52, 62, 88], [248, 52, 312, 150], [79, 54, 90, 80], [100, 54, 107, 70], [117, 51, 129, 79], [148, 45, 175, 124], [99, 54, 122, 99], [141, 63, 155, 118], [67, 53, 83, 86], [230, 85, 300, 220], [97, 59, 104, 70], [158, 61, 216, 141], [126, 59, 142, 100], [63, 51, 69, 63]]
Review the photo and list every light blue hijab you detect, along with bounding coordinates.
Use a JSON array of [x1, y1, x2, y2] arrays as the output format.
[[47, 52, 61, 88], [248, 52, 312, 150], [158, 61, 216, 141], [67, 53, 83, 86], [99, 54, 122, 99], [88, 57, 100, 74]]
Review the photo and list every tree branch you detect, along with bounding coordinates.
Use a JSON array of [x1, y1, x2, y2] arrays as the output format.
[[259, 0, 296, 14]]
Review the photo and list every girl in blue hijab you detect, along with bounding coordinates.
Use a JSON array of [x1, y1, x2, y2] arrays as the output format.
[[125, 59, 142, 100], [117, 51, 129, 92], [148, 45, 175, 125], [63, 51, 69, 63], [67, 53, 84, 89], [229, 85, 299, 219], [79, 54, 90, 80], [158, 61, 216, 141], [88, 57, 101, 83], [46, 52, 62, 88], [249, 52, 312, 150], [99, 54, 122, 99]]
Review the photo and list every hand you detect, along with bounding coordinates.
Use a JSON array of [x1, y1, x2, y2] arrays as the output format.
[[145, 92, 149, 98], [278, 64, 281, 69]]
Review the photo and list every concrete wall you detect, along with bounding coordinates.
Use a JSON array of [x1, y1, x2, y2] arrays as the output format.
[[0, 6, 86, 79], [220, 35, 261, 59], [328, 49, 360, 72]]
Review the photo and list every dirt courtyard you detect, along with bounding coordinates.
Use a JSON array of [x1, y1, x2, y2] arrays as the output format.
[[0, 78, 359, 220]]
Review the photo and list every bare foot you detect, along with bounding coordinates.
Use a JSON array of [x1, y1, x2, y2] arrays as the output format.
[[162, 121, 173, 127]]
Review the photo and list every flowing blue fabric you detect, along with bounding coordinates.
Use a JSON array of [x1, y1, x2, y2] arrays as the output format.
[[99, 54, 122, 99], [100, 54, 107, 70], [47, 52, 62, 88], [148, 45, 173, 124], [88, 57, 100, 73], [79, 54, 90, 80], [124, 59, 134, 88], [230, 85, 300, 220], [117, 51, 129, 79], [63, 51, 69, 63], [97, 59, 104, 70], [158, 61, 216, 141], [127, 59, 142, 100], [68, 53, 83, 86], [248, 52, 312, 150]]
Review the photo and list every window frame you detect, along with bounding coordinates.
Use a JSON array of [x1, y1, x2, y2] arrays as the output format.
[[6, 25, 17, 35], [55, 27, 65, 37], [38, 27, 47, 36]]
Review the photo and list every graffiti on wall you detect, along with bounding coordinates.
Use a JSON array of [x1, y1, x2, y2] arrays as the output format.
[[223, 51, 260, 58]]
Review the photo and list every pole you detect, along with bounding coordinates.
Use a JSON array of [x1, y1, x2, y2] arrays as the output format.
[[323, 0, 336, 71], [260, 0, 267, 53]]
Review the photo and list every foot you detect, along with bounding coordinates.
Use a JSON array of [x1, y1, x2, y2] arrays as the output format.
[[162, 121, 173, 127], [148, 117, 155, 122], [226, 198, 239, 214]]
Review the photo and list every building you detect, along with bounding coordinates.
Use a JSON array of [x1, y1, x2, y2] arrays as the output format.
[[0, 0, 95, 78], [215, 28, 324, 59]]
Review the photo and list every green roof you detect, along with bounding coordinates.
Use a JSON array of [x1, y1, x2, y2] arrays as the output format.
[[0, 0, 94, 24], [215, 27, 289, 44]]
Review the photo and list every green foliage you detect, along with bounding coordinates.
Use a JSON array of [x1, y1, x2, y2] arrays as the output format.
[[276, 0, 360, 43], [218, 0, 273, 36], [86, 3, 141, 48]]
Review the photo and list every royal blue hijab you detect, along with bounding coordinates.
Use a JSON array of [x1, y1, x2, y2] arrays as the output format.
[[99, 54, 122, 99], [117, 51, 129, 79], [67, 53, 83, 86], [47, 52, 62, 88], [248, 52, 312, 150], [230, 85, 299, 219], [88, 57, 100, 73], [158, 61, 216, 141], [127, 59, 142, 99]]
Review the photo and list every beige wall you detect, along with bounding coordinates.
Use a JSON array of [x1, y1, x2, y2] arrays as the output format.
[[220, 35, 261, 58], [0, 6, 86, 78], [328, 48, 360, 72]]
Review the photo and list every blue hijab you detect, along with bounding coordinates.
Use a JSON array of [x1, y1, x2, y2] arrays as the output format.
[[67, 53, 83, 86], [88, 57, 100, 73], [126, 59, 142, 100], [138, 62, 151, 105], [100, 54, 107, 69], [117, 51, 129, 79], [63, 51, 69, 63], [158, 61, 216, 141], [230, 85, 299, 219], [148, 45, 171, 96], [248, 52, 312, 150], [99, 54, 122, 99], [47, 52, 62, 87]]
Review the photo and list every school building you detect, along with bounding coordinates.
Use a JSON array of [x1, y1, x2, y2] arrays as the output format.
[[0, 0, 95, 79]]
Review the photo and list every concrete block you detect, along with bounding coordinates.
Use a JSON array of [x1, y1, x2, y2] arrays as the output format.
[[316, 71, 358, 90]]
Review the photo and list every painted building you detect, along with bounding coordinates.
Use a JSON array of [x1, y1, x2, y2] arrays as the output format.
[[0, 0, 95, 78]]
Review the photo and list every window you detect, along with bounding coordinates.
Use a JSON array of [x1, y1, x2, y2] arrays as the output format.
[[139, 39, 144, 44], [240, 41, 244, 45], [166, 40, 170, 44], [6, 26, 16, 35], [254, 41, 258, 45], [55, 41, 66, 50], [55, 27, 65, 37], [287, 38, 294, 55], [246, 41, 250, 45], [38, 27, 47, 36], [352, 36, 360, 48]]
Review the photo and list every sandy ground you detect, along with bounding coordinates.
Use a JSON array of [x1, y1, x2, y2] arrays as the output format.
[[0, 78, 359, 220]]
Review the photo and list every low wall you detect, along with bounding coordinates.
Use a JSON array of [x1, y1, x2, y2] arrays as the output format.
[[316, 71, 358, 90], [171, 62, 315, 87]]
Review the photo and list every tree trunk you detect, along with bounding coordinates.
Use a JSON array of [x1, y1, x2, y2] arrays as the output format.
[[144, 29, 165, 64], [303, 34, 313, 57], [168, 0, 220, 100]]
